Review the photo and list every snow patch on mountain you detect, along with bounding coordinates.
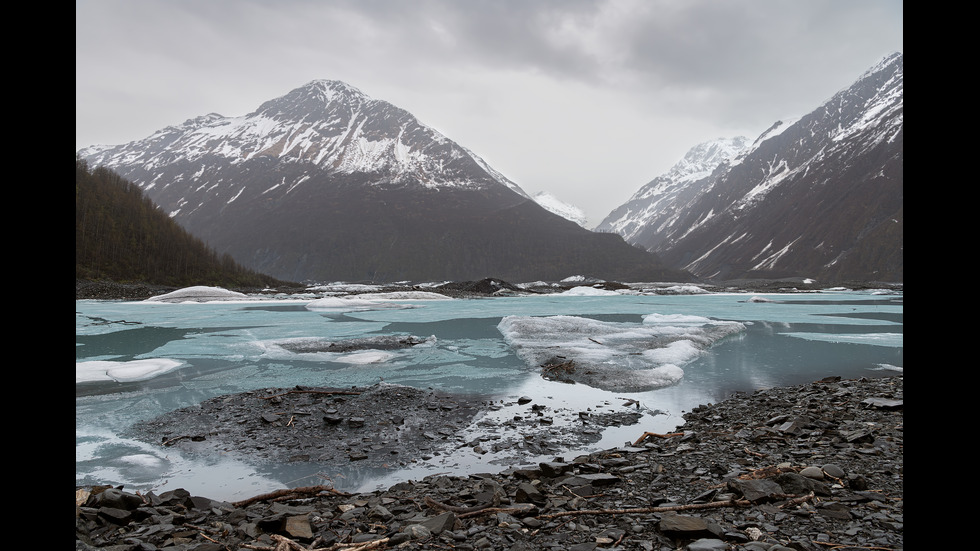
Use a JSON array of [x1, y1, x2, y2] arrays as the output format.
[[532, 191, 588, 227], [595, 136, 749, 241]]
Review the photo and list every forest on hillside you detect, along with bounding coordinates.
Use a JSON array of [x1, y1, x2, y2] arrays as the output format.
[[76, 157, 288, 289]]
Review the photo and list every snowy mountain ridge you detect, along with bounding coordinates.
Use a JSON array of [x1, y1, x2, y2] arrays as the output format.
[[79, 79, 529, 215], [594, 136, 749, 240], [532, 191, 589, 227], [599, 52, 903, 282]]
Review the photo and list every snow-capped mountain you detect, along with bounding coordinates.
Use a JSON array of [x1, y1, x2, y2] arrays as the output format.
[[532, 191, 589, 228], [599, 53, 903, 283], [79, 80, 530, 213], [594, 136, 750, 243], [78, 80, 685, 283]]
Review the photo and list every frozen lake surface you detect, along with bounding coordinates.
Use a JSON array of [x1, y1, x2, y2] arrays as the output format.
[[76, 284, 902, 501]]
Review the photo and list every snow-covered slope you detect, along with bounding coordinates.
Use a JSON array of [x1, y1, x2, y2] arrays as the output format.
[[594, 136, 749, 242], [532, 191, 589, 227], [600, 53, 903, 283]]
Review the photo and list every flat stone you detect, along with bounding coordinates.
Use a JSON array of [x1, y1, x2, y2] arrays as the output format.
[[727, 478, 784, 503], [659, 514, 714, 538], [284, 515, 313, 539], [688, 539, 731, 551], [822, 464, 846, 478], [800, 466, 825, 479], [421, 512, 457, 534], [862, 397, 903, 409]]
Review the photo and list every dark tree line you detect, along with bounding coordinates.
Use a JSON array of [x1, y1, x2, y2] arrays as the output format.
[[76, 157, 287, 288]]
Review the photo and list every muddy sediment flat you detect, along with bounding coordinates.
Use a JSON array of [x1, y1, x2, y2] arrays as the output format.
[[127, 381, 645, 474]]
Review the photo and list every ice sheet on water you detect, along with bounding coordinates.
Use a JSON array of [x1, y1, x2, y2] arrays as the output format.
[[497, 314, 745, 392], [76, 358, 183, 383], [144, 286, 249, 302], [252, 335, 435, 369], [557, 286, 622, 296], [780, 331, 903, 347]]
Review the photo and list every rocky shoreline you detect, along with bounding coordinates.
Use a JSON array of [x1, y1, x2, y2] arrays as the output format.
[[76, 375, 903, 550]]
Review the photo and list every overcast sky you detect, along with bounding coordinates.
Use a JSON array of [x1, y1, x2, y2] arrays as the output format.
[[76, 0, 902, 226]]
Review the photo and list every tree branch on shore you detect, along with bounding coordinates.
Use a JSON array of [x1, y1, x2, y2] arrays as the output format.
[[259, 389, 362, 400], [232, 485, 350, 507], [632, 431, 684, 446], [537, 492, 815, 519]]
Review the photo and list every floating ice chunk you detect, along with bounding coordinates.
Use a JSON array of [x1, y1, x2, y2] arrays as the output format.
[[145, 286, 248, 303], [352, 291, 451, 300], [307, 283, 385, 293], [306, 292, 447, 311], [643, 313, 714, 324], [305, 297, 392, 310], [76, 359, 183, 383], [876, 364, 904, 372], [497, 314, 745, 392], [335, 351, 395, 364], [559, 286, 621, 296], [119, 454, 164, 467], [641, 340, 702, 364], [643, 285, 710, 295], [634, 364, 685, 387]]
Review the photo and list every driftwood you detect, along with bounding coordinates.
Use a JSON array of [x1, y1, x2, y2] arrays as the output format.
[[321, 536, 391, 551], [232, 485, 350, 508], [738, 465, 799, 480], [632, 431, 684, 446], [424, 496, 538, 519], [243, 534, 391, 551], [423, 495, 493, 514], [161, 435, 197, 447], [542, 359, 575, 374], [537, 492, 815, 519], [259, 389, 362, 400], [457, 504, 538, 519]]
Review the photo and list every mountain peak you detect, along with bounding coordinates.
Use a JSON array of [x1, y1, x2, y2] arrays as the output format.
[[598, 54, 903, 282], [296, 79, 368, 104], [253, 79, 370, 120]]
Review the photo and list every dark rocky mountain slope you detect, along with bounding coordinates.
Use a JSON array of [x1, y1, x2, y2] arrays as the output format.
[[599, 53, 903, 283], [78, 80, 685, 284]]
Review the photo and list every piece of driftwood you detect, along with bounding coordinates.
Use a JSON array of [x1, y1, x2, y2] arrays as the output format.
[[542, 360, 575, 374], [537, 492, 815, 519], [232, 485, 350, 508], [632, 431, 684, 446], [259, 389, 362, 400], [423, 495, 493, 514]]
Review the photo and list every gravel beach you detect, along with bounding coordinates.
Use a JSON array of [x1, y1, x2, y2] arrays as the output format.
[[76, 374, 903, 550]]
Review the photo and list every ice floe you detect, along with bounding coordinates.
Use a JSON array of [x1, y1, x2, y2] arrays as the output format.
[[76, 358, 183, 383], [497, 314, 745, 392], [144, 286, 248, 303]]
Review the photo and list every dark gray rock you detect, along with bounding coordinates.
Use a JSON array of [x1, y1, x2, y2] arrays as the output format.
[[421, 512, 457, 535], [727, 478, 784, 503]]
